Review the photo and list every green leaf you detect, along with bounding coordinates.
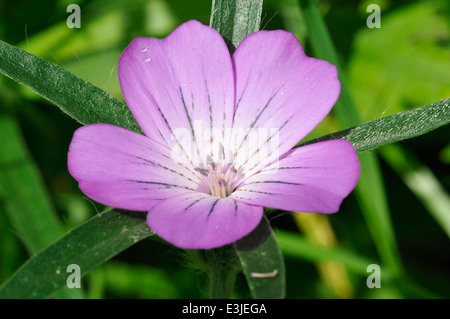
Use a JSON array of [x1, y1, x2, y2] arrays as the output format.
[[0, 209, 154, 299], [0, 40, 140, 133], [300, 98, 450, 152], [234, 217, 285, 299], [210, 0, 263, 48]]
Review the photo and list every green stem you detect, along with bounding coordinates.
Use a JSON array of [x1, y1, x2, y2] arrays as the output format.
[[185, 246, 241, 299], [208, 262, 239, 299], [204, 247, 241, 299]]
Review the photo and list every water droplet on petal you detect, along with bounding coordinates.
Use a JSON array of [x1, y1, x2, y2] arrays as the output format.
[[140, 48, 148, 53], [280, 91, 284, 96], [144, 57, 152, 63]]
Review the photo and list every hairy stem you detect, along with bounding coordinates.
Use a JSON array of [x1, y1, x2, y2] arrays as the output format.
[[185, 246, 241, 299]]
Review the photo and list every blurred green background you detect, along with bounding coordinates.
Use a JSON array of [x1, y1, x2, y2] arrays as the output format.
[[0, 0, 449, 298]]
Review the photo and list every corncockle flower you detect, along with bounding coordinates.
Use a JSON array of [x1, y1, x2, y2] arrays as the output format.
[[68, 20, 360, 249]]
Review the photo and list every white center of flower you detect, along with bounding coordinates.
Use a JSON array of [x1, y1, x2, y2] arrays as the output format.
[[195, 145, 242, 198]]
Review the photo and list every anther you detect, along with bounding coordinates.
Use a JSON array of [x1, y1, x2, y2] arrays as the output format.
[[206, 155, 216, 170], [194, 167, 209, 176], [219, 143, 225, 160]]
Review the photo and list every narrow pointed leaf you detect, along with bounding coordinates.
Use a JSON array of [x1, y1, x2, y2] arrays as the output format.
[[234, 217, 285, 299], [300, 98, 450, 152], [0, 209, 153, 299], [210, 0, 263, 48]]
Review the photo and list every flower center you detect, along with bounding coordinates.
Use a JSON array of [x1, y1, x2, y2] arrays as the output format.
[[194, 146, 242, 198]]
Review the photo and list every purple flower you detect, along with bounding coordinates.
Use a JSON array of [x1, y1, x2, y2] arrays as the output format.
[[68, 20, 360, 249]]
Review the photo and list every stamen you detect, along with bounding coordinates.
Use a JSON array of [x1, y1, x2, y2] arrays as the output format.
[[194, 167, 209, 176], [206, 155, 216, 170], [197, 152, 242, 198], [216, 162, 223, 177], [211, 175, 220, 197], [219, 179, 226, 198], [219, 143, 225, 160], [223, 165, 233, 181], [218, 179, 226, 187]]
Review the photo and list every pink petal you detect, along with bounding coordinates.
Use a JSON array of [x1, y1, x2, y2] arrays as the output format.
[[147, 193, 263, 249], [232, 140, 360, 213], [68, 124, 200, 211], [118, 20, 235, 165], [231, 30, 341, 173]]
